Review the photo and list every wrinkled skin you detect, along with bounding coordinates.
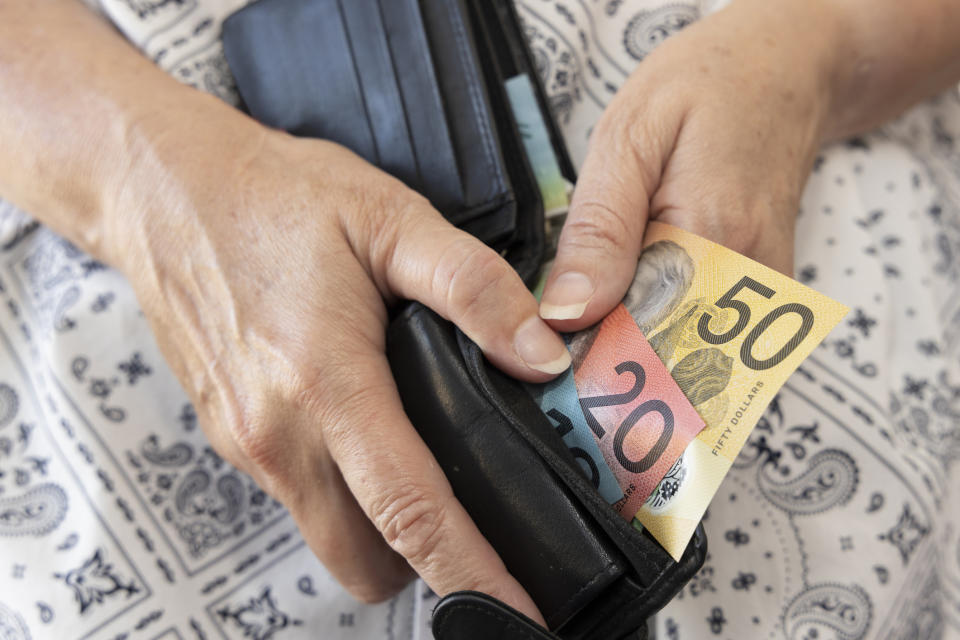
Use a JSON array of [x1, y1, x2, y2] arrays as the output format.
[[3, 0, 960, 627]]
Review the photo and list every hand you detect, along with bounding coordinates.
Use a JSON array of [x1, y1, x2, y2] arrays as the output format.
[[6, 0, 960, 627], [539, 0, 839, 329], [112, 120, 568, 621]]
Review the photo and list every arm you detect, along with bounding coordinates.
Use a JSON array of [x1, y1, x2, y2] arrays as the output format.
[[826, 0, 960, 140], [0, 0, 568, 620], [539, 0, 960, 325]]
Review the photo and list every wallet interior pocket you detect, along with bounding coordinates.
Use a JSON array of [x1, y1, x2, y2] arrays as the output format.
[[223, 0, 526, 245]]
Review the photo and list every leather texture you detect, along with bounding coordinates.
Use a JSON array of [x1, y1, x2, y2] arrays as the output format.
[[223, 0, 540, 253], [223, 0, 706, 637], [432, 592, 580, 640], [432, 592, 650, 640], [387, 305, 708, 639]]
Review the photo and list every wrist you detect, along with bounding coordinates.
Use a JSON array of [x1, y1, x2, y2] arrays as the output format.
[[102, 91, 268, 273], [814, 1, 960, 140], [809, 1, 882, 141], [717, 0, 847, 144]]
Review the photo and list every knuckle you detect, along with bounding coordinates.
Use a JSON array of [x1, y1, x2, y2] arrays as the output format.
[[306, 371, 394, 458], [305, 531, 406, 605], [372, 485, 447, 566], [290, 360, 355, 418], [346, 580, 403, 605], [226, 409, 293, 498], [367, 194, 433, 273], [561, 203, 635, 254], [190, 363, 299, 500], [435, 242, 516, 321], [341, 558, 413, 605]]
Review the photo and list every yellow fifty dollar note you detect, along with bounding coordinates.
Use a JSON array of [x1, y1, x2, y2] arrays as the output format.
[[627, 223, 848, 560]]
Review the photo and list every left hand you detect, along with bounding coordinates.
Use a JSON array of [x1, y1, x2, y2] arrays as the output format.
[[539, 0, 839, 330]]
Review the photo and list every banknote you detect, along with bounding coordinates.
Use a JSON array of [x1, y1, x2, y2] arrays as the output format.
[[504, 74, 569, 217], [528, 261, 623, 504], [610, 222, 849, 559], [526, 368, 624, 504], [572, 304, 707, 519]]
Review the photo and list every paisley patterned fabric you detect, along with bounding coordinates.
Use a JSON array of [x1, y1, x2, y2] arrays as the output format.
[[0, 1, 957, 639]]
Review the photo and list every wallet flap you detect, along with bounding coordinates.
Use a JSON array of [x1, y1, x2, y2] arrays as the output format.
[[388, 305, 626, 631], [387, 304, 707, 637], [433, 592, 568, 640], [458, 333, 708, 599], [223, 0, 380, 155]]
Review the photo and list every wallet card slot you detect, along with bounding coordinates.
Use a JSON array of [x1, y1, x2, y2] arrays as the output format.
[[379, 0, 464, 211], [461, 0, 546, 279], [223, 0, 378, 158], [476, 0, 577, 181], [419, 0, 509, 215], [339, 0, 420, 191]]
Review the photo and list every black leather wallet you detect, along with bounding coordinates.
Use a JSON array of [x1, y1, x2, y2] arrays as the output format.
[[222, 1, 706, 637], [223, 0, 570, 283], [387, 306, 706, 640]]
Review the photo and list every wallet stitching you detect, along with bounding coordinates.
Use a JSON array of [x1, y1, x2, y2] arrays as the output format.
[[480, 370, 653, 559], [596, 587, 656, 636], [553, 560, 618, 623], [446, 0, 504, 199], [391, 306, 703, 629], [456, 330, 708, 615], [415, 306, 656, 562], [434, 603, 551, 640], [455, 329, 665, 567], [386, 0, 460, 201]]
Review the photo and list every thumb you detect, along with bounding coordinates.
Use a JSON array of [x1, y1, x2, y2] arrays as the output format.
[[539, 117, 661, 332], [382, 203, 571, 382]]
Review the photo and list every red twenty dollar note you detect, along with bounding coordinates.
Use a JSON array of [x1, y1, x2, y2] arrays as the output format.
[[571, 304, 705, 519]]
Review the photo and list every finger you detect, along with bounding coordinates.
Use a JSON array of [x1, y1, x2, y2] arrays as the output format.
[[190, 366, 416, 604], [381, 204, 570, 381], [318, 353, 545, 624], [539, 114, 660, 332], [292, 456, 418, 602]]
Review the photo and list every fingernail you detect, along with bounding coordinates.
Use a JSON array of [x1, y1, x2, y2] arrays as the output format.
[[514, 316, 571, 375], [539, 271, 595, 320]]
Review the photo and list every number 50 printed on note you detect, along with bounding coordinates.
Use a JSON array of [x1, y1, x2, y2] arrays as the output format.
[[630, 223, 848, 560]]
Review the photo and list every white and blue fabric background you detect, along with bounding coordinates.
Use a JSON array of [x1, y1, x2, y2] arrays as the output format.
[[0, 1, 958, 639]]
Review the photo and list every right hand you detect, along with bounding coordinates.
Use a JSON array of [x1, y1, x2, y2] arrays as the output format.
[[109, 116, 568, 621], [538, 0, 835, 330]]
